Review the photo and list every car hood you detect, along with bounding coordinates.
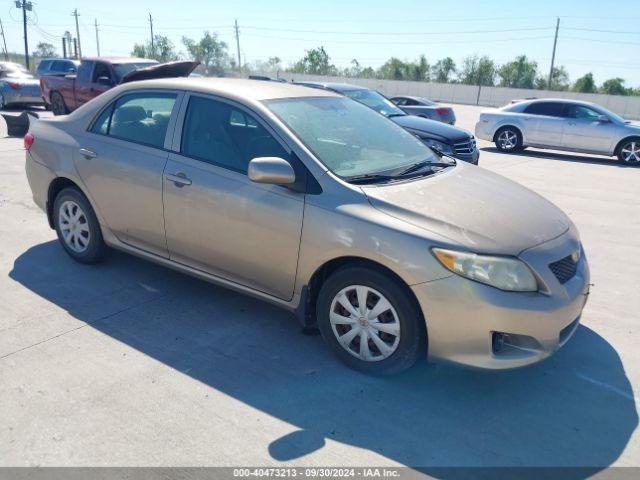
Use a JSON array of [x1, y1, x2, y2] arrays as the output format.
[[362, 163, 570, 255], [121, 61, 200, 83], [391, 114, 469, 143]]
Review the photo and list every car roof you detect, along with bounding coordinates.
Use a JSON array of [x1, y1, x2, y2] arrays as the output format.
[[521, 98, 598, 108], [119, 77, 341, 101], [294, 81, 367, 93], [39, 58, 79, 63]]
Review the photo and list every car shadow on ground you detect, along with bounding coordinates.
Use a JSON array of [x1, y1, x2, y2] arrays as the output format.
[[480, 146, 627, 167], [9, 241, 638, 476]]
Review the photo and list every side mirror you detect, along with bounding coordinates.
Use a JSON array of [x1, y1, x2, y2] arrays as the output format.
[[67, 67, 76, 73], [248, 157, 296, 185], [96, 76, 113, 86], [597, 114, 611, 123]]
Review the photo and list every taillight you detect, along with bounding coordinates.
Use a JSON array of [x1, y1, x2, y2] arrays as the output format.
[[24, 133, 34, 150], [8, 82, 20, 90], [435, 108, 448, 115]]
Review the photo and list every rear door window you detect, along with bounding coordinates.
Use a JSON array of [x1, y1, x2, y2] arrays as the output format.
[[523, 102, 565, 117], [76, 61, 93, 83], [90, 92, 177, 149]]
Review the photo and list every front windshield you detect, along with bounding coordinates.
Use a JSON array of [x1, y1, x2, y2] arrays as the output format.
[[265, 96, 440, 179], [113, 62, 159, 82], [342, 89, 406, 117]]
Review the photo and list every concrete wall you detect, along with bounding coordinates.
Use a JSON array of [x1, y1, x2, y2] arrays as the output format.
[[273, 73, 640, 120]]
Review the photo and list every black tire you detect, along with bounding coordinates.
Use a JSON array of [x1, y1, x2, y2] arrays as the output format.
[[494, 126, 523, 152], [53, 187, 107, 264], [316, 265, 427, 375], [616, 137, 640, 166], [50, 92, 68, 116], [0, 93, 5, 110]]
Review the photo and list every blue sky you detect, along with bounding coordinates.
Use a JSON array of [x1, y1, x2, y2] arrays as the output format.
[[3, 0, 639, 87]]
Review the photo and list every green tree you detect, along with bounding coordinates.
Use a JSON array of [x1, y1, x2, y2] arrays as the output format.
[[431, 57, 456, 83], [497, 55, 538, 89], [289, 46, 337, 75], [359, 66, 376, 79], [600, 77, 628, 96], [458, 55, 496, 86], [342, 59, 362, 78], [377, 57, 410, 80], [409, 55, 429, 81], [182, 32, 229, 75], [535, 66, 570, 91], [572, 73, 597, 93], [132, 35, 178, 62], [33, 42, 57, 58]]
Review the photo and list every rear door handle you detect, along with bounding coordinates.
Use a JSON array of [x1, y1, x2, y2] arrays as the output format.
[[165, 172, 192, 187], [79, 148, 97, 159]]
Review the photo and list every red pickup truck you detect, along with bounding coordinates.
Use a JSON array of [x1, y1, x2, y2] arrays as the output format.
[[40, 57, 198, 115]]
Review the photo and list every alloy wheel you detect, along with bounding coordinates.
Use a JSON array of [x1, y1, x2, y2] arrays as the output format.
[[620, 141, 640, 164], [58, 200, 91, 253], [329, 285, 401, 362], [497, 130, 518, 150]]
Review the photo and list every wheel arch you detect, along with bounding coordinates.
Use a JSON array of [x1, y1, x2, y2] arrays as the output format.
[[295, 256, 424, 330], [492, 124, 523, 143], [46, 176, 88, 229], [614, 135, 640, 157]]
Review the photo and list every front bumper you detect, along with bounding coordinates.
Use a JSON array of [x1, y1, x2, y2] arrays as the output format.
[[412, 232, 590, 369], [454, 149, 479, 165]]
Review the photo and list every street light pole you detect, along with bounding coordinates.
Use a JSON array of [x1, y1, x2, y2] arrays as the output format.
[[15, 1, 33, 69]]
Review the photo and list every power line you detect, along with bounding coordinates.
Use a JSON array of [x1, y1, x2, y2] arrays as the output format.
[[239, 25, 554, 36]]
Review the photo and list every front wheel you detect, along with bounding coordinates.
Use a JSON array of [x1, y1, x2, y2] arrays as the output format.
[[53, 187, 107, 263], [50, 92, 67, 116], [617, 139, 640, 166], [495, 127, 523, 152], [316, 266, 426, 375]]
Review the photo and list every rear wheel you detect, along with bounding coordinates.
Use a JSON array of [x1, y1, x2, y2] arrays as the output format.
[[495, 126, 523, 152], [50, 92, 67, 116], [617, 138, 640, 166], [0, 93, 5, 109], [316, 265, 426, 375], [53, 187, 107, 263]]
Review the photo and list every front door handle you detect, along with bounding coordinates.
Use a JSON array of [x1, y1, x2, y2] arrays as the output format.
[[165, 172, 192, 187], [79, 148, 97, 159]]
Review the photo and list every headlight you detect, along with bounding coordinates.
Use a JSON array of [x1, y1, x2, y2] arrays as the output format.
[[422, 138, 453, 155], [432, 248, 538, 292]]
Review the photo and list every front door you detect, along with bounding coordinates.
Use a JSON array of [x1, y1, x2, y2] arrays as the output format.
[[74, 90, 180, 257], [561, 104, 617, 153], [162, 94, 305, 300]]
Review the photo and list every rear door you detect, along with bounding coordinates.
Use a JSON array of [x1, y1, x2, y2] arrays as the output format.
[[74, 90, 182, 257], [522, 102, 566, 146], [162, 93, 305, 300], [561, 104, 617, 153], [75, 61, 112, 107]]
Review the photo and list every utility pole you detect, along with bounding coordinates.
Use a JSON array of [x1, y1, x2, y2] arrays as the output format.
[[94, 19, 100, 56], [148, 13, 154, 57], [72, 9, 82, 59], [0, 18, 8, 61], [62, 37, 67, 58], [547, 17, 560, 90], [16, 1, 33, 69], [234, 19, 241, 71]]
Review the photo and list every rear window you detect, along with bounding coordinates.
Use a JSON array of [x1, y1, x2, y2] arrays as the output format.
[[113, 62, 159, 82], [524, 102, 565, 117]]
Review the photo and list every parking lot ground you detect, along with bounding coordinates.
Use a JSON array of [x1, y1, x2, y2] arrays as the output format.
[[0, 104, 638, 472]]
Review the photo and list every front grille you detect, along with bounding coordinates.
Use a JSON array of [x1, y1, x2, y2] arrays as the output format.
[[549, 254, 579, 284], [453, 137, 477, 155]]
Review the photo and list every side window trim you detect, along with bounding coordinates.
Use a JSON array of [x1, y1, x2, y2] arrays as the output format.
[[86, 89, 185, 151]]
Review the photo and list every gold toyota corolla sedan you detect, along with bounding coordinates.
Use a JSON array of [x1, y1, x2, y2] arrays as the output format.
[[24, 78, 590, 374]]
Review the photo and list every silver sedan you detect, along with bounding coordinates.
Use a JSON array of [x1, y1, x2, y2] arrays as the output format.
[[0, 62, 43, 109], [475, 99, 640, 165]]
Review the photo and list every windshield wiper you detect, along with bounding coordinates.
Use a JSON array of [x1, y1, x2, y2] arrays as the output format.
[[345, 173, 397, 184], [387, 113, 406, 118], [395, 160, 454, 176]]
